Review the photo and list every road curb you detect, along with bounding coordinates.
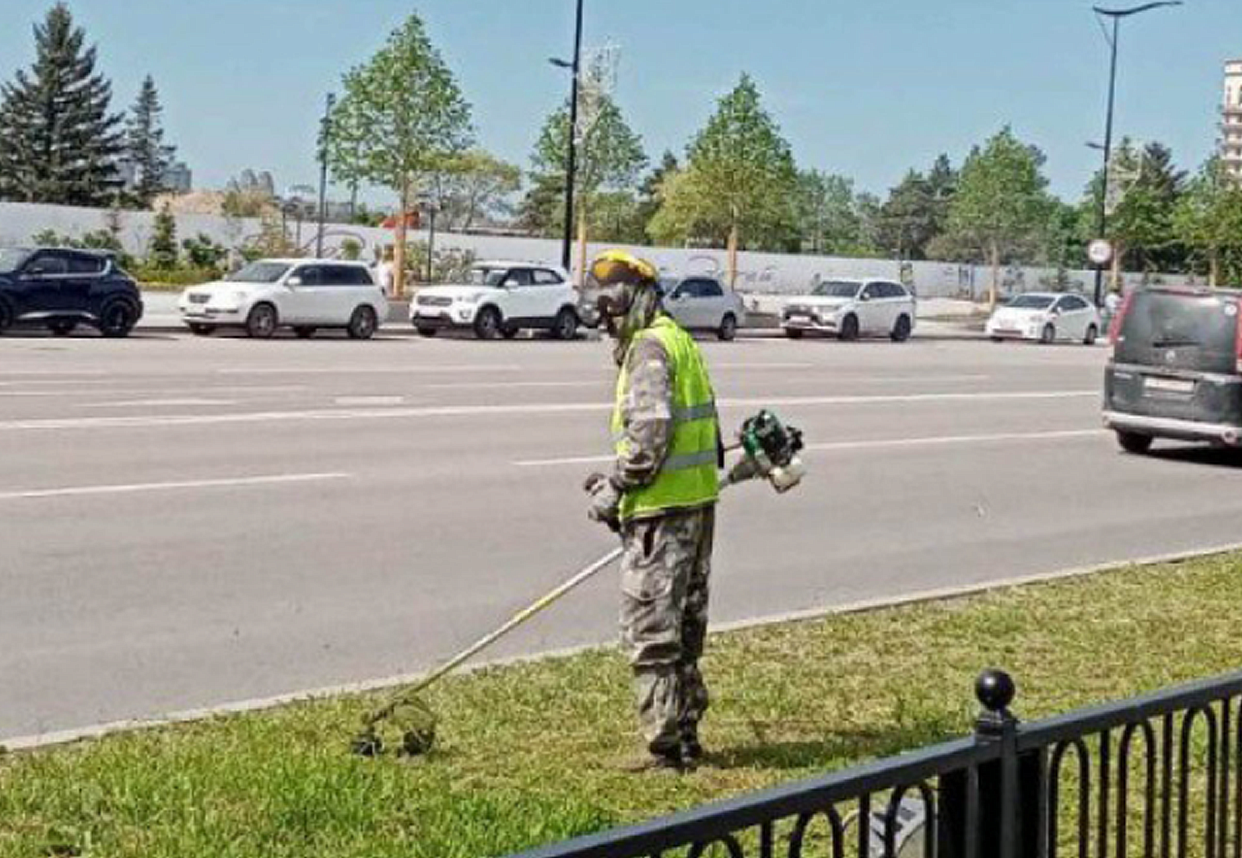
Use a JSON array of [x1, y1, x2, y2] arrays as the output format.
[[6, 540, 1241, 753]]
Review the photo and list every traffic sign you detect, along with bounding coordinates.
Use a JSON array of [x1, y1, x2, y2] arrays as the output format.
[[1087, 239, 1114, 267]]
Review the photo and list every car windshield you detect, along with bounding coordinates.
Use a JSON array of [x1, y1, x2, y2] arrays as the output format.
[[1007, 295, 1056, 310], [227, 262, 290, 283], [467, 266, 509, 286], [811, 281, 861, 298], [0, 248, 32, 274]]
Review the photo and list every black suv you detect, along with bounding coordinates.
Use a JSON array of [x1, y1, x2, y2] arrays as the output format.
[[1104, 286, 1242, 453], [0, 247, 143, 337]]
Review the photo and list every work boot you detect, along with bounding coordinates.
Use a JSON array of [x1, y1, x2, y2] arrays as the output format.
[[681, 736, 704, 765]]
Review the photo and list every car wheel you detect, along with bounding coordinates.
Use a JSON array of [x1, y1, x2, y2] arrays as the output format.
[[1040, 323, 1056, 345], [784, 328, 804, 340], [188, 323, 213, 336], [1084, 324, 1099, 346], [294, 326, 317, 339], [473, 306, 502, 340], [839, 314, 860, 341], [718, 313, 738, 342], [416, 326, 438, 338], [98, 300, 137, 338], [990, 336, 1003, 343], [501, 325, 519, 340], [551, 308, 578, 340], [1116, 430, 1153, 455], [347, 306, 378, 340], [245, 303, 278, 339], [48, 320, 77, 337], [890, 314, 912, 343]]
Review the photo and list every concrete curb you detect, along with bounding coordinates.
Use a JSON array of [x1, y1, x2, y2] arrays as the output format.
[[6, 540, 1242, 753]]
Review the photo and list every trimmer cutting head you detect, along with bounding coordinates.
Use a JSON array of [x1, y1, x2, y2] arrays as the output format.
[[350, 698, 439, 757]]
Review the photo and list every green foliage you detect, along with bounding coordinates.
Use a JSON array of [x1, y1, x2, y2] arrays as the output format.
[[339, 238, 363, 261], [649, 74, 798, 251], [524, 94, 647, 237], [147, 203, 178, 268], [180, 233, 226, 272], [125, 75, 176, 207], [875, 155, 957, 260], [939, 127, 1052, 283], [404, 242, 476, 284], [797, 170, 880, 256], [428, 149, 522, 230], [0, 3, 123, 206], [1174, 157, 1242, 286], [1082, 140, 1187, 273], [327, 13, 473, 211]]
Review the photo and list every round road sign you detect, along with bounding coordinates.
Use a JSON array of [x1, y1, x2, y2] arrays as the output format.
[[1087, 239, 1114, 267]]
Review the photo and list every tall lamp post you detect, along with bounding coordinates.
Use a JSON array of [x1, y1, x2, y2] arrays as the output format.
[[315, 92, 336, 259], [1090, 2, 1181, 307], [550, 0, 585, 277]]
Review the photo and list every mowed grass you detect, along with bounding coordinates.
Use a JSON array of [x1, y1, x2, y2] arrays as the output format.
[[5, 553, 1242, 858]]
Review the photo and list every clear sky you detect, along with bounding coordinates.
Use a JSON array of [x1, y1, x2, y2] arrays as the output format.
[[1, 0, 1238, 204]]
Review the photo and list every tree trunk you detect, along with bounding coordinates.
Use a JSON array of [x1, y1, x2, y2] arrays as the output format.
[[393, 181, 408, 299], [1109, 243, 1123, 294], [988, 243, 1000, 311], [576, 210, 588, 288], [727, 223, 739, 290], [1211, 251, 1220, 288]]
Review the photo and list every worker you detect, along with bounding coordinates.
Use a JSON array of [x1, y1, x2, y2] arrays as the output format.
[[582, 249, 721, 773]]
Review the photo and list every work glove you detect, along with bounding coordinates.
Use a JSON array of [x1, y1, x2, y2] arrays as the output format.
[[583, 471, 622, 533]]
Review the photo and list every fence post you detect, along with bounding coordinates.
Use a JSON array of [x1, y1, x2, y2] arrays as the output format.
[[973, 669, 1044, 858]]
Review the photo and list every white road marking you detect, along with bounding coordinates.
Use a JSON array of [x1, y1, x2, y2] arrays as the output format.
[[0, 370, 109, 377], [333, 396, 405, 406], [514, 428, 1107, 467], [423, 380, 601, 390], [77, 399, 238, 408], [0, 390, 1097, 433], [217, 365, 522, 375], [0, 473, 349, 502]]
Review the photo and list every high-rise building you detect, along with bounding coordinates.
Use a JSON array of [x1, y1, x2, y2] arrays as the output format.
[[1222, 60, 1242, 178]]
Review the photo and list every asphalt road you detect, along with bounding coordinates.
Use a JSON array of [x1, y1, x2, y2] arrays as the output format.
[[4, 327, 1240, 742]]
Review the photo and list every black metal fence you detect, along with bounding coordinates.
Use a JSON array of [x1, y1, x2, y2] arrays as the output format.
[[508, 667, 1242, 858]]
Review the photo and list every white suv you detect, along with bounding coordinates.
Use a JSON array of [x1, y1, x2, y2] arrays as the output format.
[[781, 279, 916, 342], [411, 261, 579, 340], [179, 259, 387, 339]]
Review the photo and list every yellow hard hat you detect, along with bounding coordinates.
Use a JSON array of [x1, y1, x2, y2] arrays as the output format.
[[589, 249, 658, 286]]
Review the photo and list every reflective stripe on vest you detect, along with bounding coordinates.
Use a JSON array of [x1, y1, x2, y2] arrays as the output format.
[[612, 315, 719, 521]]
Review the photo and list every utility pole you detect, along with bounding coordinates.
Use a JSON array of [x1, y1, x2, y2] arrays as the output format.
[[1090, 2, 1181, 307], [316, 92, 336, 259], [551, 0, 585, 277]]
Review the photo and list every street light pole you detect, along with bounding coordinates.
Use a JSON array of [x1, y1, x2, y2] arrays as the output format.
[[316, 92, 335, 259], [1090, 2, 1181, 307], [560, 0, 584, 276]]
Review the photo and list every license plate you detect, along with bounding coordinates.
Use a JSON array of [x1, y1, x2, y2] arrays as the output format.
[[1145, 377, 1194, 394]]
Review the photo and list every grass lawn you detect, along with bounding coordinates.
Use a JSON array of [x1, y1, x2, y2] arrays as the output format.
[[4, 552, 1242, 858]]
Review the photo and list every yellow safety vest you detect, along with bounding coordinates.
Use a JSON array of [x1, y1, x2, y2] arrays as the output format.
[[612, 315, 719, 522]]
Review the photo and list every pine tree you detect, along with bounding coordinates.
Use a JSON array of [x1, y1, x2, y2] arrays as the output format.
[[125, 75, 176, 207], [0, 4, 123, 206], [148, 203, 179, 269]]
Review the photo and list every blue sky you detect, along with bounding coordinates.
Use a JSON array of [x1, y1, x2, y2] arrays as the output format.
[[1, 0, 1237, 204]]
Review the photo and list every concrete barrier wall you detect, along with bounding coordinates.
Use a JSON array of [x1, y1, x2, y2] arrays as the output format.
[[0, 201, 1166, 299]]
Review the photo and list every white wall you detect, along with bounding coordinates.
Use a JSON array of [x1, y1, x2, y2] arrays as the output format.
[[0, 201, 1164, 299]]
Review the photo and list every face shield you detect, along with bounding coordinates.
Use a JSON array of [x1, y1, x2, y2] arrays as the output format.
[[578, 254, 653, 329]]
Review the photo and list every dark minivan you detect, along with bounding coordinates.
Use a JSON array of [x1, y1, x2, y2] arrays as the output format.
[[1104, 286, 1242, 453]]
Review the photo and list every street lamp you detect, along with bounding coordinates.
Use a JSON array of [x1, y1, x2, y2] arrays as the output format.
[[550, 0, 585, 275], [316, 92, 336, 259], [1090, 1, 1182, 307]]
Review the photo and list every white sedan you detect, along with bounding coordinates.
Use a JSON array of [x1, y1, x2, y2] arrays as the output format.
[[179, 259, 387, 339], [985, 293, 1101, 345]]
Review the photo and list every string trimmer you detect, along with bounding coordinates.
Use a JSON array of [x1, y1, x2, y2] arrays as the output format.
[[350, 409, 805, 757]]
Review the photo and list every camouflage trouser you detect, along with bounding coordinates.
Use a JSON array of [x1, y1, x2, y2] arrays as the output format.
[[619, 505, 715, 756]]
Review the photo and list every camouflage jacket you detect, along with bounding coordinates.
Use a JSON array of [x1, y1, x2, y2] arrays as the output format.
[[611, 336, 675, 491]]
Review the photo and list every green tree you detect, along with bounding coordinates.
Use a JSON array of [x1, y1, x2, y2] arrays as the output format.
[[428, 149, 521, 231], [649, 75, 799, 264], [148, 203, 178, 269], [181, 233, 226, 271], [327, 13, 473, 295], [527, 94, 646, 239], [125, 75, 177, 207], [796, 170, 875, 256], [0, 4, 123, 206], [1174, 157, 1242, 286], [938, 127, 1052, 306], [1082, 140, 1186, 279]]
